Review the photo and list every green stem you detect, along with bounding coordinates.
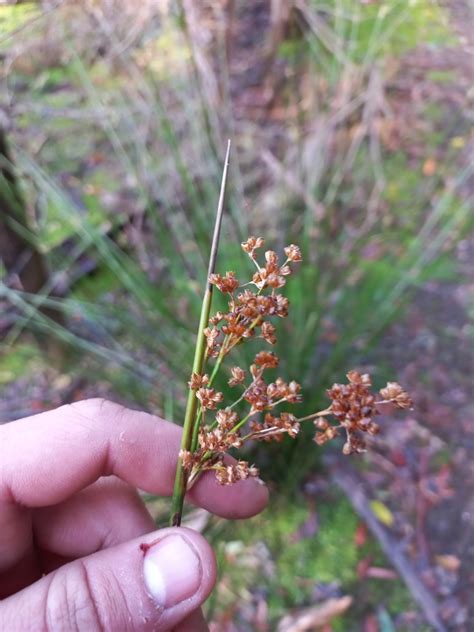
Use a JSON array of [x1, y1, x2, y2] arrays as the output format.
[[170, 140, 231, 527], [229, 411, 252, 434]]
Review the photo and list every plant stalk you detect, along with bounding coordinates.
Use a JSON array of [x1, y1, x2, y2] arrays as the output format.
[[170, 140, 231, 527]]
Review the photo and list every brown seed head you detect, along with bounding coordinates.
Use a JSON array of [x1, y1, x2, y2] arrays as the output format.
[[188, 372, 209, 390], [204, 327, 220, 357], [314, 432, 330, 445], [209, 271, 240, 294], [325, 426, 338, 440], [347, 370, 371, 387], [379, 382, 413, 409], [314, 417, 329, 430], [284, 244, 303, 262], [241, 236, 264, 257], [261, 321, 277, 345], [253, 268, 286, 290], [215, 460, 260, 485], [254, 351, 279, 369], [209, 311, 224, 325], [228, 366, 246, 387], [196, 387, 224, 410], [215, 407, 238, 431], [244, 377, 269, 411], [179, 449, 194, 471]]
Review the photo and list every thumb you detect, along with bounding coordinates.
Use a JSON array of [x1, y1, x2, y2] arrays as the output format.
[[1, 527, 216, 631]]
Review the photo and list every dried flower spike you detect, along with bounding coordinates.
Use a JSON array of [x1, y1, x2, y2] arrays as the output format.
[[170, 197, 413, 526]]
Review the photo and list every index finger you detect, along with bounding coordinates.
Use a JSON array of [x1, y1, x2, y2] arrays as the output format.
[[0, 399, 268, 568]]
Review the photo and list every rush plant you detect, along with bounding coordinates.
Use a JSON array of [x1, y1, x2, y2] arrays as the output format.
[[169, 144, 412, 526]]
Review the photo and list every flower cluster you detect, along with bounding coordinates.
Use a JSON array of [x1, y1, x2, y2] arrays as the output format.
[[178, 237, 412, 487], [204, 238, 301, 358], [312, 371, 413, 454]]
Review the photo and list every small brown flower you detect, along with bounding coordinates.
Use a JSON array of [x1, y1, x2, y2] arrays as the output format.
[[265, 250, 279, 267], [268, 378, 302, 403], [275, 294, 289, 317], [179, 449, 194, 471], [241, 236, 264, 257], [215, 408, 238, 430], [188, 372, 209, 390], [261, 321, 277, 345], [204, 327, 220, 356], [314, 432, 330, 445], [314, 417, 329, 430], [244, 377, 269, 411], [284, 244, 302, 262], [221, 314, 247, 338], [254, 351, 279, 369], [286, 380, 302, 403], [215, 460, 259, 485], [347, 370, 371, 387], [209, 271, 240, 294], [277, 412, 300, 437], [253, 268, 286, 290], [325, 426, 338, 440], [196, 387, 224, 410], [379, 382, 413, 409], [228, 366, 246, 387], [209, 311, 224, 325], [350, 436, 367, 453]]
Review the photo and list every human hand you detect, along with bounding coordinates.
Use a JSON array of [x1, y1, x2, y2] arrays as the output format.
[[0, 399, 268, 631]]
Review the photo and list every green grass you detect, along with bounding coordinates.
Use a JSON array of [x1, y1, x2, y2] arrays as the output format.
[[0, 343, 41, 385], [0, 3, 39, 42]]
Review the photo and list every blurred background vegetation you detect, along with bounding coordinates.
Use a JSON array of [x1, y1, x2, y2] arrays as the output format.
[[1, 1, 472, 630]]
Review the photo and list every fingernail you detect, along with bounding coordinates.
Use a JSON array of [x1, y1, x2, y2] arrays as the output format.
[[143, 534, 202, 608]]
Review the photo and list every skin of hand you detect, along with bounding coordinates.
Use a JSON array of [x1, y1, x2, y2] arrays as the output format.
[[0, 398, 268, 631]]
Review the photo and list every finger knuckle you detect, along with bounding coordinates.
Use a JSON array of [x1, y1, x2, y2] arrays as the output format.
[[69, 398, 125, 422], [45, 562, 108, 632]]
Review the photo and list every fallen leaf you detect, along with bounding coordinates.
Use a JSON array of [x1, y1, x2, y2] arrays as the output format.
[[277, 596, 353, 632], [370, 500, 394, 527], [366, 567, 397, 580], [450, 136, 465, 149]]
